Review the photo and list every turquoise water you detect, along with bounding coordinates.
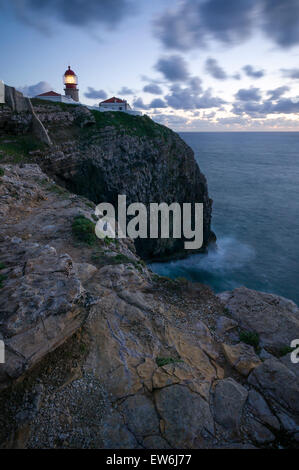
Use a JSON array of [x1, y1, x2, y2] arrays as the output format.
[[149, 132, 299, 305]]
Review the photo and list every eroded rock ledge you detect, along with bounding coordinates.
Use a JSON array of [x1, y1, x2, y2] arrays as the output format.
[[0, 164, 298, 449], [0, 97, 215, 260]]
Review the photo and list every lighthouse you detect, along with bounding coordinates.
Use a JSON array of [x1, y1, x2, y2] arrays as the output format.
[[64, 66, 79, 102]]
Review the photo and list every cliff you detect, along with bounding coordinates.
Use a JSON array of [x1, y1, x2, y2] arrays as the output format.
[[0, 98, 215, 260], [0, 95, 298, 449]]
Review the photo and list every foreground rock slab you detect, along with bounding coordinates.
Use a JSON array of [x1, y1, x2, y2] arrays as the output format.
[[0, 237, 89, 389], [218, 287, 299, 350]]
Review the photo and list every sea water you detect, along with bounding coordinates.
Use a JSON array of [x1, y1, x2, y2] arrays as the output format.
[[149, 132, 299, 305]]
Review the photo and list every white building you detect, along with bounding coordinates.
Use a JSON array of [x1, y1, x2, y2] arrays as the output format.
[[99, 96, 141, 115], [35, 90, 80, 105], [0, 80, 4, 104]]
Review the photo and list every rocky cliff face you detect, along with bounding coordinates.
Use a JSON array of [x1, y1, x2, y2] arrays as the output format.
[[0, 164, 298, 449], [0, 97, 298, 449], [31, 101, 214, 260]]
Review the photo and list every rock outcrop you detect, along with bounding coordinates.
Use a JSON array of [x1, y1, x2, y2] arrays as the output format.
[[0, 238, 89, 389], [218, 287, 299, 352], [2, 86, 52, 146], [0, 164, 298, 449], [30, 102, 214, 260]]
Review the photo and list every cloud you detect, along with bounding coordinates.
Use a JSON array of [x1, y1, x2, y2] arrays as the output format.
[[270, 97, 299, 114], [243, 65, 265, 78], [155, 0, 299, 51], [84, 87, 107, 99], [188, 77, 203, 94], [267, 86, 290, 100], [165, 83, 225, 110], [149, 98, 167, 108], [151, 113, 189, 129], [118, 86, 134, 95], [281, 68, 299, 79], [154, 55, 190, 82], [205, 58, 227, 80], [235, 87, 261, 101], [11, 0, 137, 30], [18, 81, 52, 97], [261, 0, 299, 48], [143, 83, 163, 95], [133, 97, 148, 109], [232, 73, 241, 80], [196, 89, 226, 109], [232, 94, 299, 117]]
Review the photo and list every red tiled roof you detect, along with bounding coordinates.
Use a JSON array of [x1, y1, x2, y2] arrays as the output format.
[[37, 91, 61, 97], [101, 96, 126, 104]]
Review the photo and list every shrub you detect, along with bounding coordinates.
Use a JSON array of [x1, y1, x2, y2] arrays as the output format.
[[239, 330, 260, 351], [103, 236, 114, 246], [278, 345, 296, 357], [112, 254, 134, 264], [0, 167, 4, 177], [72, 215, 97, 245]]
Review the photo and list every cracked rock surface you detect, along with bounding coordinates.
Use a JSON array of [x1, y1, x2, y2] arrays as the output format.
[[0, 164, 298, 449]]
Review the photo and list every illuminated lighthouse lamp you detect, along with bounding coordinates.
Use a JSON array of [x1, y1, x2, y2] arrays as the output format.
[[63, 66, 79, 102]]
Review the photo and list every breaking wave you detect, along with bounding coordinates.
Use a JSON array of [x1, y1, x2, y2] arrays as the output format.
[[149, 236, 256, 293]]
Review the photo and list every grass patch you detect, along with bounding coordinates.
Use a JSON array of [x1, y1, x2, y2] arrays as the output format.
[[156, 357, 183, 367], [31, 98, 80, 112], [239, 330, 260, 352], [90, 110, 172, 140], [0, 135, 44, 161], [72, 215, 97, 246], [0, 167, 4, 177]]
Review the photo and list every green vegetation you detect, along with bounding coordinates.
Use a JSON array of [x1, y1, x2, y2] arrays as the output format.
[[90, 110, 171, 140], [0, 274, 7, 289], [85, 201, 95, 209], [278, 345, 296, 357], [91, 250, 135, 267], [112, 253, 133, 264], [72, 215, 97, 246], [103, 236, 114, 246], [156, 357, 183, 367], [47, 183, 70, 197], [0, 167, 4, 177], [0, 263, 6, 270], [0, 135, 43, 162], [239, 330, 260, 352], [31, 98, 80, 112]]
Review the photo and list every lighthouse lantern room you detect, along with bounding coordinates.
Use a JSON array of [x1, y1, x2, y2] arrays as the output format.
[[64, 66, 79, 102]]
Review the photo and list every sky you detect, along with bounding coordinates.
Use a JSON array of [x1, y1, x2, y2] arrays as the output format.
[[1, 0, 299, 131]]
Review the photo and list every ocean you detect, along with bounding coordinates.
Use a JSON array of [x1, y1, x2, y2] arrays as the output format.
[[149, 132, 299, 306]]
